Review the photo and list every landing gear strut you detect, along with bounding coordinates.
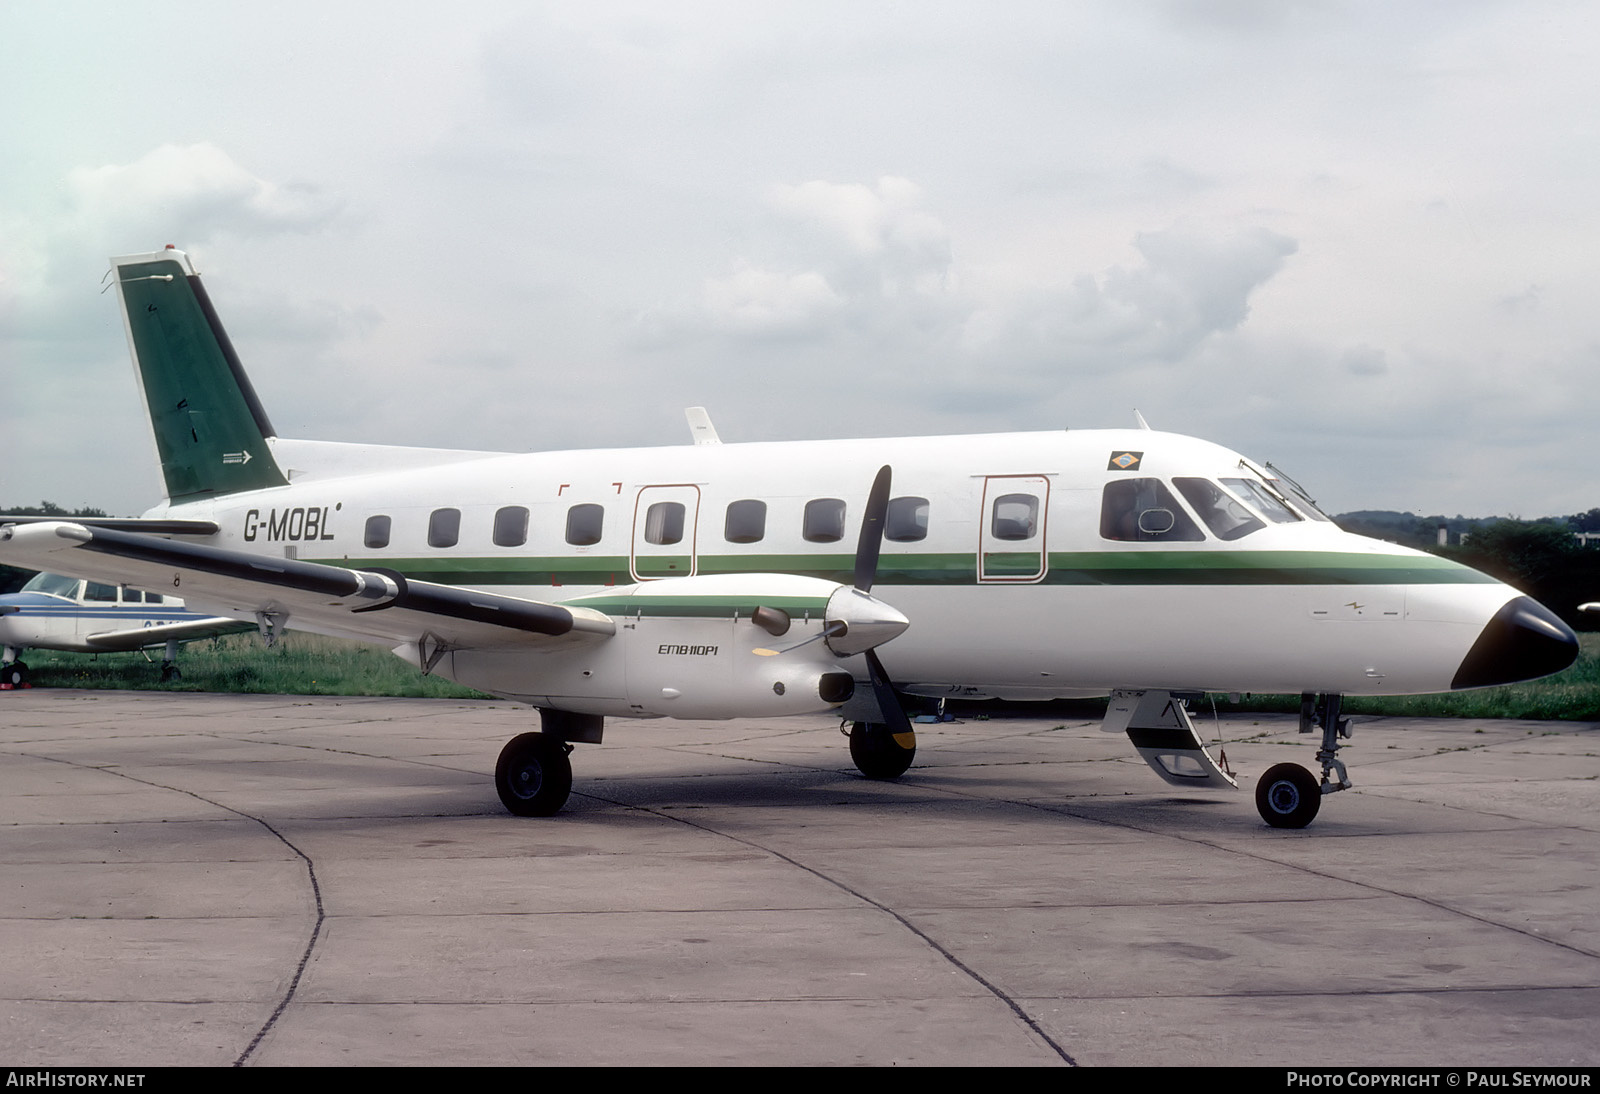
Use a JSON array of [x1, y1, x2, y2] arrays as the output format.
[[1255, 692, 1352, 829]]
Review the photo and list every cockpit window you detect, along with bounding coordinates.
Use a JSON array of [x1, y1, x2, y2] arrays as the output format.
[[1100, 479, 1204, 542], [1266, 470, 1333, 521], [1221, 478, 1300, 524], [1173, 478, 1265, 541]]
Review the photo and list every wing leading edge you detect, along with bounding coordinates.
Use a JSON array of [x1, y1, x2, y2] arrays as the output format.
[[0, 522, 615, 652]]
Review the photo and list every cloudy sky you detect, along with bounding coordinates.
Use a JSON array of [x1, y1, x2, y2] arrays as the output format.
[[3, 1, 1596, 519]]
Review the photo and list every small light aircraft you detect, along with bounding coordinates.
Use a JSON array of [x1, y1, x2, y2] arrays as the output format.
[[0, 568, 252, 686], [0, 247, 1579, 826]]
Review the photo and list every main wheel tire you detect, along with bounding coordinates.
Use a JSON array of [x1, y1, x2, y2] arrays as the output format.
[[849, 720, 916, 780], [495, 732, 573, 817], [1, 662, 27, 687], [1256, 762, 1321, 828]]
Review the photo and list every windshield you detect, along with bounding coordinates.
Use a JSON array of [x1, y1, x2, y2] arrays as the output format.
[[19, 573, 81, 598], [1221, 477, 1300, 524], [1174, 478, 1266, 541], [1264, 462, 1333, 521]]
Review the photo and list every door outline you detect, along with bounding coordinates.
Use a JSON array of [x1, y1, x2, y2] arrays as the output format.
[[630, 485, 702, 581], [977, 474, 1051, 583]]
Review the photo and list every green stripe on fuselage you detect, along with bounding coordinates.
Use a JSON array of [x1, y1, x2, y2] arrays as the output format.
[[307, 549, 1495, 589]]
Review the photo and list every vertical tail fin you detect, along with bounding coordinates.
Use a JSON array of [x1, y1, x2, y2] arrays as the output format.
[[112, 247, 289, 501]]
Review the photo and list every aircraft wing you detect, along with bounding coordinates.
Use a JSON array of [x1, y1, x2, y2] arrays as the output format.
[[0, 516, 219, 536], [83, 616, 257, 652], [0, 522, 615, 652]]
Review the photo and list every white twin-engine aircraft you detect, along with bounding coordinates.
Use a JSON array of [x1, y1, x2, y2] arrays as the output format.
[[0, 247, 1579, 828]]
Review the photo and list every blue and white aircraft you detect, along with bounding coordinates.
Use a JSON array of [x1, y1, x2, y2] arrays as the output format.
[[0, 246, 1580, 826], [0, 570, 251, 686]]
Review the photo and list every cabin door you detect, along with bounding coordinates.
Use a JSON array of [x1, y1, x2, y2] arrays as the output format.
[[630, 485, 701, 581], [977, 475, 1050, 582]]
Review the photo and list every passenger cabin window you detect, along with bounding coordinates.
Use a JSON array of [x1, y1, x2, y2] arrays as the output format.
[[1099, 479, 1204, 542], [886, 496, 930, 542], [566, 504, 604, 546], [1222, 478, 1300, 524], [85, 582, 117, 602], [364, 515, 392, 549], [493, 506, 529, 547], [724, 499, 767, 544], [428, 508, 461, 548], [1173, 478, 1265, 541], [644, 502, 686, 545], [122, 588, 143, 604], [803, 498, 847, 543], [147, 592, 165, 604], [990, 494, 1039, 541]]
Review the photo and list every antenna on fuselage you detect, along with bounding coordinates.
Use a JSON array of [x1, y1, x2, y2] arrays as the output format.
[[1134, 409, 1152, 430], [685, 407, 721, 445]]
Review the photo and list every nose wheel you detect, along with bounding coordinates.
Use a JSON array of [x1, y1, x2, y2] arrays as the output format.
[[1256, 763, 1321, 828]]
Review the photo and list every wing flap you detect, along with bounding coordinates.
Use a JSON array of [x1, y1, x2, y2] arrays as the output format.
[[0, 522, 614, 651]]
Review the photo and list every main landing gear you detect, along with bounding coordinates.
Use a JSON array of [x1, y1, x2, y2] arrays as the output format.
[[1, 660, 28, 688], [495, 732, 573, 817], [1255, 692, 1352, 829]]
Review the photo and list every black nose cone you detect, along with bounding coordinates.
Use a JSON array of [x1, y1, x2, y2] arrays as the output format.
[[1452, 596, 1580, 690]]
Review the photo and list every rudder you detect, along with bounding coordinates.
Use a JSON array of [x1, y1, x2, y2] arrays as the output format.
[[112, 247, 288, 501]]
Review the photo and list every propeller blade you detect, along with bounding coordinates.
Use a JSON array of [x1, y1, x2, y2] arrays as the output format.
[[854, 465, 892, 593], [864, 648, 914, 743]]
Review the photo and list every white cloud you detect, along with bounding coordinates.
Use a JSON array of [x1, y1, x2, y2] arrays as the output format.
[[701, 262, 841, 336], [65, 143, 340, 244], [961, 222, 1296, 369]]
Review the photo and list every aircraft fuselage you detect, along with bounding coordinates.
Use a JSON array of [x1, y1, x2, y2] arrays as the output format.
[[139, 426, 1526, 711]]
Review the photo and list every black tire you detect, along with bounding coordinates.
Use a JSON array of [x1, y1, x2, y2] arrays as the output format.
[[495, 732, 573, 817], [849, 720, 915, 780], [1256, 762, 1321, 828], [1, 662, 27, 687]]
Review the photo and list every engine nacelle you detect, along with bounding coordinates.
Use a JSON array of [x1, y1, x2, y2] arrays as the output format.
[[444, 573, 906, 719]]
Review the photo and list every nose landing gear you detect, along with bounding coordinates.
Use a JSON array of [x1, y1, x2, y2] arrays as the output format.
[[1255, 692, 1351, 829]]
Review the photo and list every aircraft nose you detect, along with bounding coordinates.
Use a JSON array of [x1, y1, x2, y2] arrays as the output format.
[[1451, 595, 1579, 689]]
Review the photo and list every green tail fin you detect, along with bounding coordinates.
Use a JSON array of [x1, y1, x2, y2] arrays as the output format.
[[112, 248, 289, 501]]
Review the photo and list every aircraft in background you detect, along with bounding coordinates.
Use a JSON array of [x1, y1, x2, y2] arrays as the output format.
[[0, 247, 1579, 826], [0, 570, 252, 687]]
